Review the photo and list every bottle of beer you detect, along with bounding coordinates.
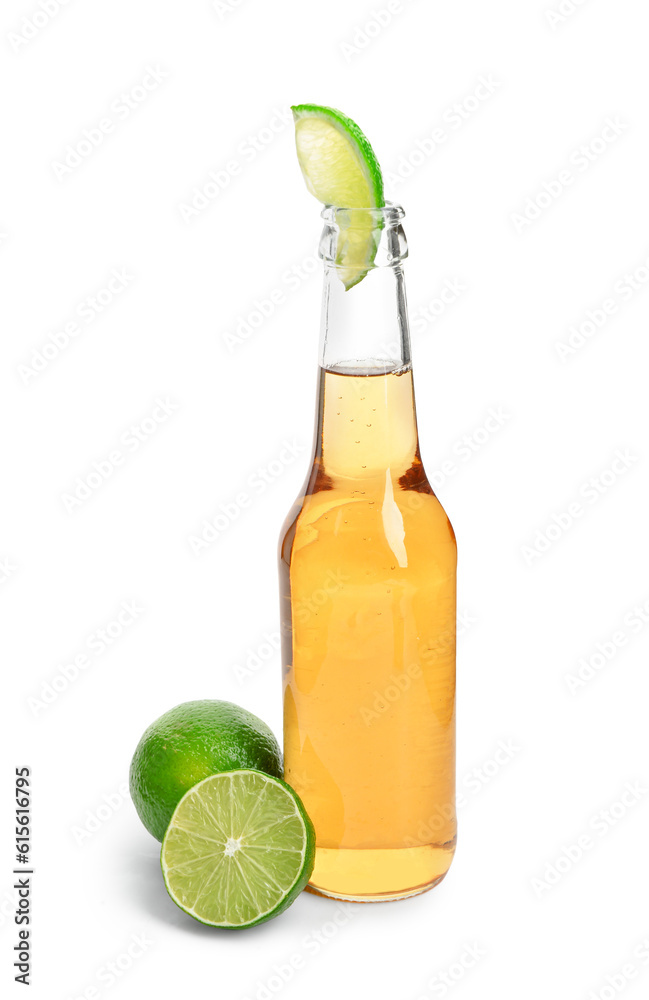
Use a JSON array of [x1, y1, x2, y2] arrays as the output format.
[[279, 203, 457, 901]]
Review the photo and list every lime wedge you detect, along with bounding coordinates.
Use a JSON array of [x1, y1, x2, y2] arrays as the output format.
[[160, 770, 315, 928], [291, 103, 385, 289], [292, 104, 384, 208]]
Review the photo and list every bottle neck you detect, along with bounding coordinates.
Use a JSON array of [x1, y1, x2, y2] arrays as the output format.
[[314, 211, 419, 481], [318, 258, 412, 374], [318, 204, 412, 374]]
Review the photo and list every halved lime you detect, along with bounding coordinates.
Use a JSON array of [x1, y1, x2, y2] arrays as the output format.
[[292, 104, 385, 289], [160, 770, 315, 928]]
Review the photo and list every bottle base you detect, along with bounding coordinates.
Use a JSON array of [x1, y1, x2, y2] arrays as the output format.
[[304, 842, 455, 903]]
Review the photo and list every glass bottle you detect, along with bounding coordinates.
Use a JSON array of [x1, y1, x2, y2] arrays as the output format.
[[279, 204, 457, 901]]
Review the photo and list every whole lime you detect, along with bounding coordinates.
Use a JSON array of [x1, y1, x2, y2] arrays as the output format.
[[129, 700, 283, 841]]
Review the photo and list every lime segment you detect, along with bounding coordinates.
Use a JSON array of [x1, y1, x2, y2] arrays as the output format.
[[161, 770, 315, 928], [291, 104, 384, 289]]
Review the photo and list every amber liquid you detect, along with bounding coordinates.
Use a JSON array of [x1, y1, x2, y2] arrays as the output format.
[[280, 366, 457, 901]]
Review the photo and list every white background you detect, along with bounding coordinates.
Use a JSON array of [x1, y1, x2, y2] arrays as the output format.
[[2, 0, 649, 997]]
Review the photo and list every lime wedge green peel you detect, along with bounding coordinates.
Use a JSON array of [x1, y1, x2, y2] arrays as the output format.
[[161, 770, 315, 929], [291, 104, 384, 208], [291, 104, 385, 289]]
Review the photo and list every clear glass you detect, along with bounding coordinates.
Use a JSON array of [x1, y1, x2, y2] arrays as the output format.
[[279, 204, 457, 901]]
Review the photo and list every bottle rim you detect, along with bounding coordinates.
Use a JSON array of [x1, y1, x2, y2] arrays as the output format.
[[320, 202, 405, 226], [319, 201, 408, 268]]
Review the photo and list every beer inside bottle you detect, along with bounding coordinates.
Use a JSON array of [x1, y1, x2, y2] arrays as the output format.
[[279, 205, 457, 901]]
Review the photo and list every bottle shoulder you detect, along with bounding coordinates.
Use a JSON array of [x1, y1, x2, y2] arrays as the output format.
[[280, 473, 456, 572]]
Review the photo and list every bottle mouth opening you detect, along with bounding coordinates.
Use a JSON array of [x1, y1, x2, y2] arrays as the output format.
[[320, 202, 405, 227]]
